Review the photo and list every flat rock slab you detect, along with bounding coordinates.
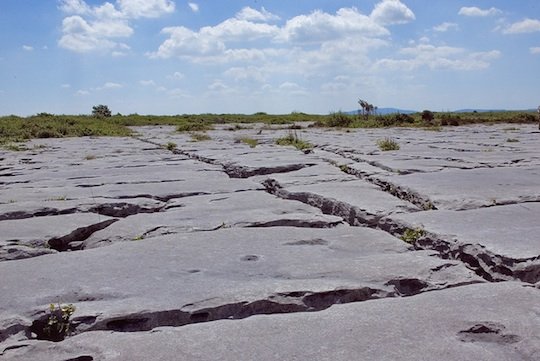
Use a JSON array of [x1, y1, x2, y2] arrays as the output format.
[[278, 180, 420, 217], [391, 203, 540, 260], [1, 213, 116, 249], [380, 167, 540, 210], [4, 282, 538, 361], [0, 227, 482, 347], [83, 191, 345, 248]]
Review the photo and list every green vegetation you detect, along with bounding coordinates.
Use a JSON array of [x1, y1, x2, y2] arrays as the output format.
[[506, 138, 519, 143], [276, 131, 313, 151], [401, 228, 426, 244], [376, 138, 400, 151], [44, 303, 76, 341], [190, 132, 212, 142], [165, 141, 177, 150], [84, 154, 96, 160], [1, 110, 538, 145], [238, 137, 258, 148], [92, 104, 112, 118]]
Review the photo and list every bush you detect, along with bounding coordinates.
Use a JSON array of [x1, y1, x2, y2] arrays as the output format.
[[327, 112, 353, 127], [440, 113, 461, 126], [421, 110, 434, 125], [376, 138, 400, 151], [92, 105, 112, 118]]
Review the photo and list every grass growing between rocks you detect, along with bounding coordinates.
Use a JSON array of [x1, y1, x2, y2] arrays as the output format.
[[1, 111, 538, 145], [190, 132, 212, 142], [276, 131, 313, 151], [377, 138, 400, 151], [238, 137, 258, 148], [401, 228, 426, 244], [165, 142, 177, 150]]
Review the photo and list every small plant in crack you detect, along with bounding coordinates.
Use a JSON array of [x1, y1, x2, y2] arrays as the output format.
[[84, 154, 96, 160], [165, 141, 177, 151], [132, 234, 144, 241], [190, 132, 212, 142], [33, 303, 76, 342], [400, 227, 425, 244], [275, 131, 313, 151], [376, 138, 400, 151], [237, 137, 258, 148], [506, 138, 519, 143]]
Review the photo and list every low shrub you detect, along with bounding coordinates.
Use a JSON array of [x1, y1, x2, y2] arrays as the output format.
[[376, 138, 400, 151]]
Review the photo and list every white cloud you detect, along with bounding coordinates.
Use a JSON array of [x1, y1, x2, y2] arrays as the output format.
[[503, 18, 540, 34], [530, 47, 540, 54], [59, 15, 132, 53], [458, 7, 502, 17], [280, 8, 389, 43], [22, 45, 34, 51], [76, 89, 90, 95], [149, 19, 280, 58], [370, 0, 415, 25], [100, 82, 123, 89], [188, 2, 199, 13], [59, 0, 91, 14], [236, 7, 280, 22], [376, 43, 501, 71], [61, 84, 71, 88], [58, 0, 174, 54], [224, 66, 267, 82], [433, 22, 458, 32], [117, 0, 175, 18], [278, 82, 308, 96]]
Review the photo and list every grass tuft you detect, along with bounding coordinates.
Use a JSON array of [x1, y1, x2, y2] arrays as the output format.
[[376, 138, 400, 151], [275, 131, 313, 151]]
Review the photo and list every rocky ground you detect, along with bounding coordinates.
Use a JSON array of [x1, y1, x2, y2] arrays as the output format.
[[0, 123, 539, 360]]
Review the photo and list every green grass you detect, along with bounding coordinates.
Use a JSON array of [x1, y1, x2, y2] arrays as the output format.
[[238, 137, 258, 148], [506, 138, 519, 143], [401, 228, 426, 244], [1, 111, 538, 144], [376, 138, 400, 151], [190, 132, 212, 142], [275, 131, 313, 151], [165, 141, 177, 150]]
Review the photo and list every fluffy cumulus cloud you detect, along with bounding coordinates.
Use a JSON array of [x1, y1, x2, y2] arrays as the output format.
[[503, 18, 540, 34], [58, 0, 174, 53], [433, 22, 458, 32], [279, 7, 389, 43], [458, 7, 502, 17], [370, 0, 415, 25], [375, 43, 501, 71], [236, 7, 280, 22], [117, 0, 174, 18]]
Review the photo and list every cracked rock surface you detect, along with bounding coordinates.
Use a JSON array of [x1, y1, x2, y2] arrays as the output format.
[[1, 124, 539, 360]]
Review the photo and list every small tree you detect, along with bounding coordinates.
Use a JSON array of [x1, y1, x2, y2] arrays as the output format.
[[421, 110, 435, 125], [358, 99, 376, 120], [92, 105, 112, 118]]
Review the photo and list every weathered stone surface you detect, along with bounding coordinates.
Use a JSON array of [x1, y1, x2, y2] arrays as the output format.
[[3, 282, 538, 361], [1, 123, 539, 360]]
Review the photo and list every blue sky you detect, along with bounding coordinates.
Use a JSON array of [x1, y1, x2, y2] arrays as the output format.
[[1, 0, 539, 115]]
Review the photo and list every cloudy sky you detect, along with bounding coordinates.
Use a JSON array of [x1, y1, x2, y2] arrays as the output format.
[[1, 0, 539, 115]]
